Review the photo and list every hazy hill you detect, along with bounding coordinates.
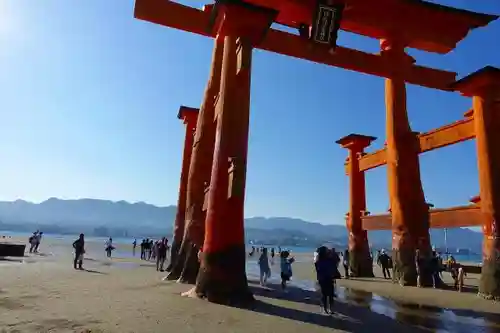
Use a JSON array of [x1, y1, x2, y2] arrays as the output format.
[[0, 198, 483, 251], [0, 198, 176, 228]]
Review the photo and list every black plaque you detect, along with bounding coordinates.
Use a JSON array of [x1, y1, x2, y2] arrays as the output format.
[[311, 1, 344, 48]]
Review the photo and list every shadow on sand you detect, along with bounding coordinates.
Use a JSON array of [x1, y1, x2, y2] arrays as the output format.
[[247, 281, 500, 333]]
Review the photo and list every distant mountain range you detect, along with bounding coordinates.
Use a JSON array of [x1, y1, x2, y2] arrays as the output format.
[[0, 198, 483, 251]]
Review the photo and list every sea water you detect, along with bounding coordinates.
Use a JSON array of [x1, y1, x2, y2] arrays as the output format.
[[1, 231, 483, 264]]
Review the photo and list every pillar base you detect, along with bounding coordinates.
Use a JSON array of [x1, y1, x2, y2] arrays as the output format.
[[195, 245, 254, 306], [479, 258, 500, 301], [392, 248, 417, 286], [178, 242, 201, 284], [166, 241, 181, 273], [349, 249, 374, 278]]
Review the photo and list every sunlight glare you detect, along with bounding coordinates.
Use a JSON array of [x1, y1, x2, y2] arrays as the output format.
[[0, 1, 19, 40]]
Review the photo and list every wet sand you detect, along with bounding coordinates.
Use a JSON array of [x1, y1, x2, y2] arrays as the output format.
[[0, 239, 499, 333]]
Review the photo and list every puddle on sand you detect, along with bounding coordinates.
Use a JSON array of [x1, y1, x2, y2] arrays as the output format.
[[335, 286, 500, 333], [245, 260, 500, 333]]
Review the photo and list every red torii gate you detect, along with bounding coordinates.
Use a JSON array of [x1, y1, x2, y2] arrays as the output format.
[[134, 0, 498, 304]]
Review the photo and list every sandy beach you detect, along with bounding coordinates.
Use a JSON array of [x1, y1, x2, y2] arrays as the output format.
[[0, 236, 499, 333]]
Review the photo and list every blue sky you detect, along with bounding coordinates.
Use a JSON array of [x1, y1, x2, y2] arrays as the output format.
[[0, 1, 498, 225]]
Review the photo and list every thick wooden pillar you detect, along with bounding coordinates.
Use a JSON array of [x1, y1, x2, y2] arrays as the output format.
[[337, 134, 376, 277], [192, 3, 277, 305], [169, 107, 198, 269], [381, 39, 432, 287], [453, 66, 500, 300], [167, 37, 224, 283]]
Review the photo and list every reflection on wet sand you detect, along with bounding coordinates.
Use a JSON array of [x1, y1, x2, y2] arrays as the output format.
[[340, 287, 500, 332], [246, 259, 500, 333]]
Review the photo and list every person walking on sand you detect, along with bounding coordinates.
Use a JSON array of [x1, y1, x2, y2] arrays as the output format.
[[315, 246, 335, 314], [156, 237, 168, 272], [378, 250, 391, 279], [34, 231, 43, 253], [270, 247, 275, 265], [457, 264, 467, 292], [140, 239, 146, 260], [132, 239, 137, 256], [28, 231, 38, 253], [280, 250, 295, 291], [73, 234, 85, 270], [258, 248, 271, 286], [105, 237, 114, 258]]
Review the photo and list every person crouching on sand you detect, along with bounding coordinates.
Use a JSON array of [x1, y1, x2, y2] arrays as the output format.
[[73, 234, 85, 270], [280, 251, 295, 291]]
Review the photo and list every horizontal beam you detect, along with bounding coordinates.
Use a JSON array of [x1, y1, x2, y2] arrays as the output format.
[[133, 0, 457, 91], [361, 205, 483, 230], [346, 114, 475, 174]]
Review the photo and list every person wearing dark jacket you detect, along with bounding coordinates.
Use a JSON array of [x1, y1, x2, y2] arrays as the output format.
[[315, 246, 335, 314], [378, 250, 391, 279], [72, 234, 85, 270]]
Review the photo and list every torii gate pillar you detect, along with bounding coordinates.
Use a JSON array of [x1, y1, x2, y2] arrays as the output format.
[[382, 39, 432, 287], [194, 2, 278, 305], [167, 37, 224, 283], [171, 107, 198, 268], [453, 66, 500, 300], [337, 134, 376, 277]]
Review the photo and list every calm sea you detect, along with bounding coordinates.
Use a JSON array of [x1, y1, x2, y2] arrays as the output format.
[[1, 230, 482, 264]]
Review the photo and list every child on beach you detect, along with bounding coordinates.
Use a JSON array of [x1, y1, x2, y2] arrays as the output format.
[[258, 248, 271, 286], [280, 251, 295, 291]]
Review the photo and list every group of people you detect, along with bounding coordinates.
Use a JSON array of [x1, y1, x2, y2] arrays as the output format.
[[70, 235, 170, 272], [133, 238, 170, 271], [256, 247, 295, 291], [375, 249, 468, 291], [28, 230, 43, 254]]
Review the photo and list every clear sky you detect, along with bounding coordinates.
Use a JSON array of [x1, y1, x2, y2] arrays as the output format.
[[0, 0, 499, 225]]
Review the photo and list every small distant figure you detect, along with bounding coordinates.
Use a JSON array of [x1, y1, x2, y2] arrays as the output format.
[[280, 250, 295, 291], [28, 231, 38, 253], [140, 239, 146, 260], [164, 238, 170, 260], [315, 246, 335, 314], [378, 249, 391, 279], [457, 265, 467, 292], [73, 233, 85, 270], [156, 237, 168, 272], [375, 250, 381, 266], [105, 237, 114, 258], [34, 232, 43, 253], [258, 248, 271, 286], [270, 247, 275, 265], [342, 249, 350, 279], [148, 239, 154, 260], [151, 240, 159, 261], [132, 239, 137, 256], [249, 246, 255, 257]]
